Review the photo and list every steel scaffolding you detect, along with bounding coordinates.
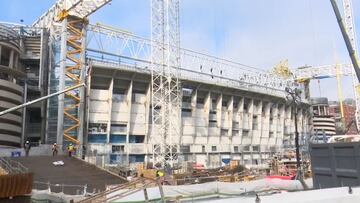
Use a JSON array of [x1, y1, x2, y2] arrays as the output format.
[[150, 0, 181, 168]]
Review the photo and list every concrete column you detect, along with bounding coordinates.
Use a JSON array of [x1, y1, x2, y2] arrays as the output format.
[[261, 102, 271, 142], [144, 84, 151, 144], [191, 89, 197, 144], [21, 82, 28, 146], [126, 80, 133, 163], [9, 50, 14, 68], [278, 104, 285, 146], [248, 99, 254, 134], [106, 78, 114, 143], [204, 91, 211, 167], [216, 94, 222, 128], [144, 84, 151, 165], [228, 96, 234, 136], [204, 91, 211, 140], [77, 24, 87, 148], [56, 19, 68, 147], [272, 103, 279, 137]]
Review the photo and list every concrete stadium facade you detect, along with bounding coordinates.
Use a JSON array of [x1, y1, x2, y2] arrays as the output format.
[[86, 61, 311, 168], [0, 25, 24, 147]]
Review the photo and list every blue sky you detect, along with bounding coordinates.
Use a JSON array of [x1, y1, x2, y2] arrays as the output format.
[[1, 0, 359, 100]]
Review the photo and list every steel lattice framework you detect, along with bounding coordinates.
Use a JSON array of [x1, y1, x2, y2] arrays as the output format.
[[58, 17, 86, 145], [150, 0, 181, 168], [86, 24, 294, 98], [342, 0, 360, 128], [293, 63, 353, 80], [33, 0, 111, 146]]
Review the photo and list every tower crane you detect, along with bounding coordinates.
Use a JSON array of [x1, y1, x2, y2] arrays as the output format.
[[33, 0, 181, 168], [330, 0, 360, 130]]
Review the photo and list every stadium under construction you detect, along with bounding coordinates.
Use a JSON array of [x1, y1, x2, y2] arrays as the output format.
[[0, 18, 312, 168]]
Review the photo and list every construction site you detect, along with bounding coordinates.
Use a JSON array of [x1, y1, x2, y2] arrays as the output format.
[[1, 0, 360, 202]]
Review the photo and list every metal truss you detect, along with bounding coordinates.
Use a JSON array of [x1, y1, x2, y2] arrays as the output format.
[[150, 0, 181, 168], [293, 63, 353, 80], [342, 0, 360, 129], [58, 17, 86, 145], [86, 24, 294, 98], [32, 0, 111, 28]]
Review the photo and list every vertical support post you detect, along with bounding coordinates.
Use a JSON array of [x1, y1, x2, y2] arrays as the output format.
[[78, 23, 87, 150], [107, 77, 114, 144], [126, 80, 133, 164], [57, 18, 68, 147], [151, 0, 181, 169], [21, 82, 28, 146]]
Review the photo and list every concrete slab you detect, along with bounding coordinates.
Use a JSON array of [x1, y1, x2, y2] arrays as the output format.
[[11, 155, 126, 195]]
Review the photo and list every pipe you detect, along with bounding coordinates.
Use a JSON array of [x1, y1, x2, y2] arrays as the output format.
[[0, 83, 85, 117]]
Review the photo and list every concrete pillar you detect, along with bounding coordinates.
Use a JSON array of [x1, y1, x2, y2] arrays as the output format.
[[9, 49, 14, 68], [106, 77, 114, 143], [191, 89, 197, 144], [56, 19, 68, 147], [145, 84, 151, 143], [204, 91, 211, 141], [228, 96, 234, 136], [126, 80, 133, 163], [216, 94, 222, 128]]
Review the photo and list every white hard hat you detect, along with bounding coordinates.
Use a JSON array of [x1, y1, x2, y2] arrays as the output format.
[[54, 143, 57, 145], [26, 141, 29, 143]]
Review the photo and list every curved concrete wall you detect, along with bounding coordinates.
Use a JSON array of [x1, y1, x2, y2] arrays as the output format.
[[0, 25, 24, 147], [0, 80, 23, 147]]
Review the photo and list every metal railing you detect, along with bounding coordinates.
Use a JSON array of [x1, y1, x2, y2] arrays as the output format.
[[0, 157, 28, 174], [33, 181, 89, 196]]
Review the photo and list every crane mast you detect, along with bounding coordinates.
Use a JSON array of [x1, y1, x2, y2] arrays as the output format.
[[151, 0, 181, 168], [33, 0, 111, 146], [330, 0, 360, 130]]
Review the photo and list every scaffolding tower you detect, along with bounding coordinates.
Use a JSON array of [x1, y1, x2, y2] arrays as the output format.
[[150, 0, 181, 168]]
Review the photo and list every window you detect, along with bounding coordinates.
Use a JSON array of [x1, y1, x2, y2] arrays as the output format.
[[112, 145, 124, 153], [252, 146, 259, 152], [269, 132, 274, 138], [233, 121, 239, 128], [110, 124, 127, 134], [197, 97, 204, 104], [252, 116, 258, 130], [221, 129, 228, 136], [270, 118, 274, 125], [181, 109, 192, 117], [211, 146, 217, 152], [129, 135, 145, 143], [0, 46, 11, 66], [209, 120, 217, 127], [28, 108, 41, 123], [243, 145, 250, 151], [234, 146, 239, 152], [202, 145, 206, 153], [242, 130, 249, 137], [243, 103, 249, 113], [180, 145, 190, 153], [89, 123, 107, 133]]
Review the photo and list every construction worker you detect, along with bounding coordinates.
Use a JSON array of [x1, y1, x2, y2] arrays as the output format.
[[24, 141, 31, 157], [52, 143, 58, 156], [156, 170, 165, 185], [67, 143, 74, 157]]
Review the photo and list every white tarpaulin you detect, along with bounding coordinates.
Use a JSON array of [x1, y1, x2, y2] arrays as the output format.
[[108, 178, 313, 202]]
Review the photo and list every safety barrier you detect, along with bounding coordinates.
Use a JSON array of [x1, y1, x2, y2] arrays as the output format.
[[0, 172, 33, 198]]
